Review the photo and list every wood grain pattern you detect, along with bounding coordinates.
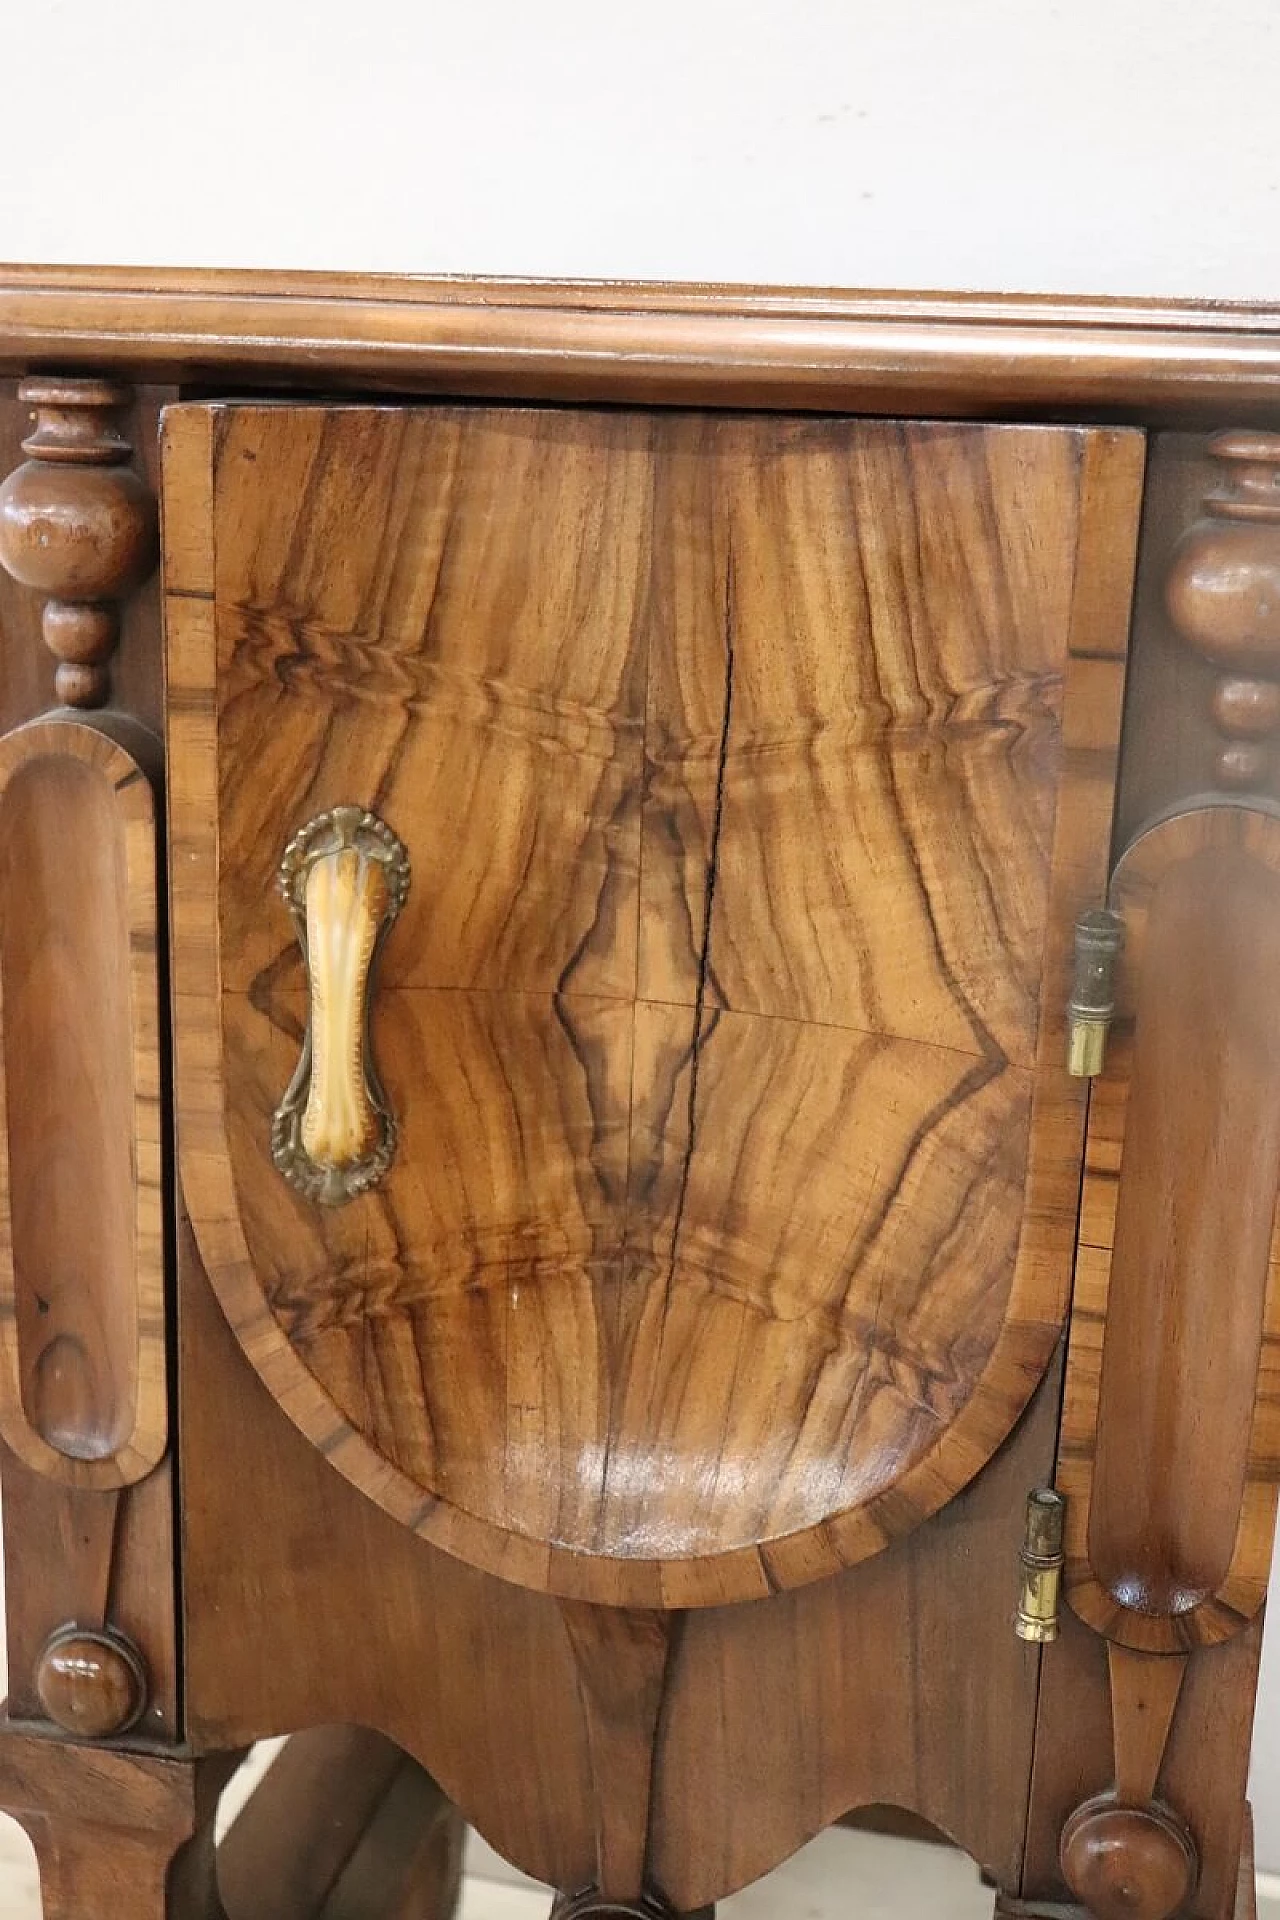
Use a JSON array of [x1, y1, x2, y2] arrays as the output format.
[[5, 268, 1280, 416], [272, 807, 411, 1204], [0, 718, 166, 1487], [1054, 1647, 1196, 1920], [178, 1205, 1066, 1904], [560, 1604, 674, 1899], [1165, 432, 1280, 790], [651, 1355, 1067, 1908], [166, 402, 1142, 1607], [1236, 1808, 1257, 1920], [0, 1724, 237, 1920], [1060, 1797, 1197, 1920], [215, 1727, 464, 1920], [1023, 1597, 1262, 1920], [0, 379, 158, 707], [1109, 1645, 1187, 1807], [34, 1624, 149, 1739], [1061, 805, 1280, 1649], [0, 380, 179, 1741]]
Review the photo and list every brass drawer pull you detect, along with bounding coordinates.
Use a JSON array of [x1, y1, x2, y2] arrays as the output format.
[[271, 806, 410, 1207]]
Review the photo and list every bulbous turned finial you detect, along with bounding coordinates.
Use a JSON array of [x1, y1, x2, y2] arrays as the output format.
[[1165, 431, 1280, 790], [0, 379, 157, 708], [1060, 1796, 1197, 1920]]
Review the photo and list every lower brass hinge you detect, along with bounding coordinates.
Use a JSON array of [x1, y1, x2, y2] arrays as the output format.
[[1015, 1488, 1065, 1642]]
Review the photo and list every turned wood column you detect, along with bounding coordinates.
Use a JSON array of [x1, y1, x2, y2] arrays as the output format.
[[0, 1727, 235, 1920], [0, 379, 157, 707], [1166, 431, 1280, 790], [1052, 429, 1280, 1920]]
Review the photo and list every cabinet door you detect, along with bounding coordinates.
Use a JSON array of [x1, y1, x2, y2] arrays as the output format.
[[163, 405, 1143, 1607]]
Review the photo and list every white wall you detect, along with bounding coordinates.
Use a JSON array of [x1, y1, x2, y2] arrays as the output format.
[[3, 0, 1280, 1871], [0, 0, 1277, 298]]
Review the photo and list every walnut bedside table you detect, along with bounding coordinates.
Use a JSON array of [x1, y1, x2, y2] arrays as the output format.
[[0, 269, 1276, 1920]]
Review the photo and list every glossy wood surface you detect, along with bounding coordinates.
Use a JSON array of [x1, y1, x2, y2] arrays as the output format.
[[1164, 432, 1280, 790], [1023, 1600, 1262, 1920], [0, 381, 178, 1738], [1061, 806, 1280, 1649], [0, 380, 158, 707], [177, 1200, 1066, 1904], [1108, 1645, 1187, 1807], [2, 269, 1280, 416], [559, 1604, 673, 1899], [1060, 1798, 1197, 1920], [1237, 1809, 1257, 1920], [33, 1626, 148, 1740], [0, 326, 1269, 1918], [0, 1727, 235, 1920], [0, 719, 165, 1487], [166, 401, 1141, 1607]]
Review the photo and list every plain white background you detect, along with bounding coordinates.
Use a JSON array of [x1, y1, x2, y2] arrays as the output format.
[[1, 0, 1278, 296], [3, 0, 1280, 1875]]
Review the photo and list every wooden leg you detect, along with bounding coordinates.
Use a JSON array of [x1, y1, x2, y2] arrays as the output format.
[[215, 1726, 465, 1920], [996, 1801, 1256, 1920], [0, 1720, 465, 1920], [28, 1820, 210, 1920], [0, 1722, 236, 1920]]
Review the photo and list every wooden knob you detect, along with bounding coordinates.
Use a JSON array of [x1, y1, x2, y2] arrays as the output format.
[[1061, 1797, 1197, 1920], [34, 1625, 148, 1739], [0, 380, 157, 709], [1165, 431, 1280, 789]]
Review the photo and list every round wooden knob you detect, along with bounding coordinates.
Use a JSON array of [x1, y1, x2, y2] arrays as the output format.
[[1061, 1797, 1197, 1920], [34, 1626, 147, 1739]]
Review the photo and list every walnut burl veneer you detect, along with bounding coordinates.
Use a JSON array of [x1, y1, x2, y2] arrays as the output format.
[[0, 276, 1277, 1920], [165, 403, 1136, 1609]]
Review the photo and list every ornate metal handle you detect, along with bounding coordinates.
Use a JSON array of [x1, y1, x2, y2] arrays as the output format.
[[271, 807, 410, 1206]]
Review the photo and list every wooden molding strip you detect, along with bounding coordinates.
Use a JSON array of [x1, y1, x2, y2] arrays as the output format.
[[3, 267, 1280, 415]]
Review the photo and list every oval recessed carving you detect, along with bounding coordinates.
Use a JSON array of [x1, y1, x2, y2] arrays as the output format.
[[1062, 804, 1280, 1648], [0, 719, 165, 1487]]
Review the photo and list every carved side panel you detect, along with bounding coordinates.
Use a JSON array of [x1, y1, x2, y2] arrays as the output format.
[[1060, 804, 1280, 1651], [1025, 432, 1280, 1920], [0, 379, 177, 1740], [0, 718, 166, 1487]]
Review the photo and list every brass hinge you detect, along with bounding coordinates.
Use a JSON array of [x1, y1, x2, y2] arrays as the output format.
[[1015, 1488, 1065, 1642], [1067, 908, 1124, 1078]]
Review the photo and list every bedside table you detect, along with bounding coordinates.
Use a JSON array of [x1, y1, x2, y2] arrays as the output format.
[[0, 270, 1275, 1920]]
